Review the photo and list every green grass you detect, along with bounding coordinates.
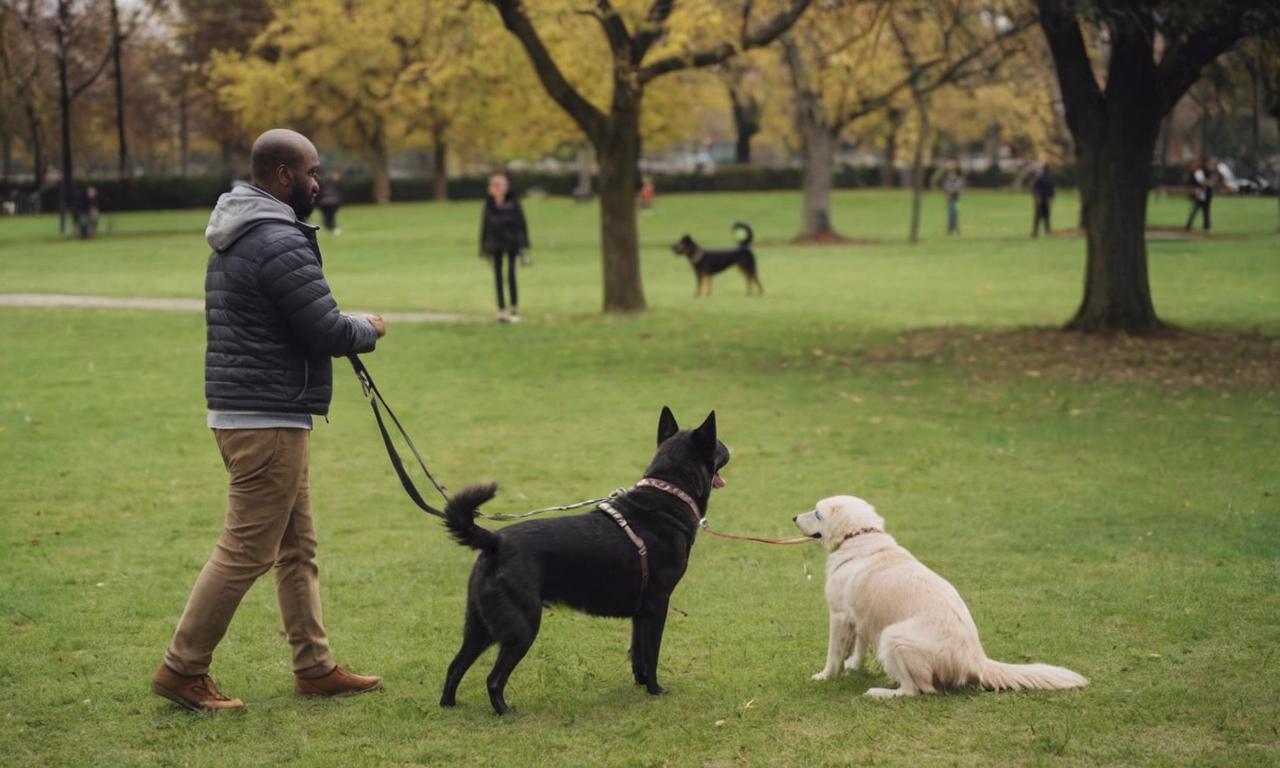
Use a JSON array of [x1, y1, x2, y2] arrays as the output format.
[[1, 189, 1278, 767]]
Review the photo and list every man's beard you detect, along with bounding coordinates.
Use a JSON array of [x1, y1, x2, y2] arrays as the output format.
[[289, 181, 314, 220]]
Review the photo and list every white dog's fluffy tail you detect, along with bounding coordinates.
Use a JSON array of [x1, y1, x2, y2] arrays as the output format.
[[978, 659, 1087, 691]]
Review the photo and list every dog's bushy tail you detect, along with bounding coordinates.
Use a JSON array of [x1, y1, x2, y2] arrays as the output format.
[[443, 483, 499, 552], [977, 658, 1087, 691], [732, 221, 754, 245]]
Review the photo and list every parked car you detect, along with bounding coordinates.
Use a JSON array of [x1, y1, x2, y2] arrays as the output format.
[[1216, 160, 1273, 195]]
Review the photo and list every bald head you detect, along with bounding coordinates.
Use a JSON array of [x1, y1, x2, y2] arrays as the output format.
[[251, 129, 320, 219], [251, 129, 316, 184]]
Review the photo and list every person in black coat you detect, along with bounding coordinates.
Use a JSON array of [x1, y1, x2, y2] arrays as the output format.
[[1031, 163, 1055, 237], [479, 173, 531, 323], [317, 170, 342, 235]]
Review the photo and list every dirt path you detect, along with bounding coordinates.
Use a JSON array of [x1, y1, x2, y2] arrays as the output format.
[[0, 293, 469, 323]]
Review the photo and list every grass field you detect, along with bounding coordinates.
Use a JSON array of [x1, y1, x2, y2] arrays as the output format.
[[1, 189, 1278, 767]]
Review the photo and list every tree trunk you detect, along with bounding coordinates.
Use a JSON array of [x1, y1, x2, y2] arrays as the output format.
[[799, 124, 837, 239], [783, 36, 840, 241], [1250, 45, 1261, 163], [730, 92, 759, 164], [798, 120, 837, 240], [983, 122, 1000, 171], [574, 143, 592, 197], [881, 109, 901, 187], [178, 78, 189, 176], [56, 0, 72, 234], [370, 152, 391, 204], [594, 112, 646, 312], [431, 127, 447, 202], [110, 0, 128, 180], [1067, 125, 1162, 333], [2, 128, 11, 186], [25, 102, 45, 190], [907, 95, 929, 243]]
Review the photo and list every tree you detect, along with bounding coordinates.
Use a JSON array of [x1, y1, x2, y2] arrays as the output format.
[[718, 53, 769, 163], [53, 0, 113, 232], [212, 0, 480, 204], [0, 0, 52, 189], [106, 0, 156, 180], [1036, 0, 1280, 334], [781, 0, 1034, 242], [489, 0, 813, 313], [888, 2, 1033, 243], [171, 0, 273, 175]]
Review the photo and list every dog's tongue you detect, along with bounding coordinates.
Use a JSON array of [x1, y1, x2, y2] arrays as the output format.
[[712, 473, 726, 489]]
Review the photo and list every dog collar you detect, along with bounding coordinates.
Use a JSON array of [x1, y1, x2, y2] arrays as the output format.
[[841, 527, 884, 544], [636, 477, 702, 523]]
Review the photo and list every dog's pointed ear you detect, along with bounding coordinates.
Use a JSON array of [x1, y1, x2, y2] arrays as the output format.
[[693, 410, 716, 454], [658, 406, 680, 446]]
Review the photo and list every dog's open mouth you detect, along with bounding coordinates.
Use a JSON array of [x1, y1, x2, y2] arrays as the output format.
[[712, 473, 726, 489], [807, 532, 821, 539]]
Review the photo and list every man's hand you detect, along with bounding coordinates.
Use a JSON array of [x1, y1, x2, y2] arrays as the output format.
[[363, 314, 387, 338]]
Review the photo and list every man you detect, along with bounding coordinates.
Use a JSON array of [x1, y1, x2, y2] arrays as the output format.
[[1185, 158, 1215, 231], [1031, 163, 1055, 238], [941, 159, 964, 236], [152, 129, 387, 713]]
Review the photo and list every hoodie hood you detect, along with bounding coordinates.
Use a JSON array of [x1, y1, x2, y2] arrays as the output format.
[[205, 181, 316, 252]]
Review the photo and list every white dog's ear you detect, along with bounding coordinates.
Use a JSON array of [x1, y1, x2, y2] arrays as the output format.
[[822, 503, 854, 551]]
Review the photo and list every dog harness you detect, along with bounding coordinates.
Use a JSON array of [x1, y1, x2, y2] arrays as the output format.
[[595, 478, 706, 607], [635, 477, 702, 524], [598, 501, 649, 600]]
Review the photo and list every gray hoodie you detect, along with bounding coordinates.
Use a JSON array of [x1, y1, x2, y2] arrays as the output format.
[[206, 181, 316, 253]]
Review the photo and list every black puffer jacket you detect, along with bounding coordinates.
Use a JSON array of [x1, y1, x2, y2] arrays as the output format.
[[204, 182, 378, 416]]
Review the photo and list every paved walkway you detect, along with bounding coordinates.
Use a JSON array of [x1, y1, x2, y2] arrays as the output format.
[[0, 293, 469, 323]]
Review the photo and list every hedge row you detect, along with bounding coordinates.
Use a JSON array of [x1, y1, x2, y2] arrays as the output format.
[[4, 164, 1196, 213]]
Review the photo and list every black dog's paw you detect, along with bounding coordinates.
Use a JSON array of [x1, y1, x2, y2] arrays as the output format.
[[646, 684, 668, 696]]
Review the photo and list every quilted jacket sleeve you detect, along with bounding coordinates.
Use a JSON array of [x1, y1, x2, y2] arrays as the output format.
[[258, 227, 378, 357]]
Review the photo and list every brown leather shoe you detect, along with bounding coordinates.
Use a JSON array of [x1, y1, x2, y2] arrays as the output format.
[[151, 664, 244, 714], [295, 665, 382, 697]]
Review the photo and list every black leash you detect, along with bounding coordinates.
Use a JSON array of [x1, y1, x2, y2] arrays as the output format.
[[348, 354, 450, 518], [348, 354, 621, 522]]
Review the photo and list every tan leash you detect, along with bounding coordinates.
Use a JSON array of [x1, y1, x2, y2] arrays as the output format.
[[699, 524, 814, 546]]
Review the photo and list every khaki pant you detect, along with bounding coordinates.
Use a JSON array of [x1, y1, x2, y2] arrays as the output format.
[[164, 428, 333, 678]]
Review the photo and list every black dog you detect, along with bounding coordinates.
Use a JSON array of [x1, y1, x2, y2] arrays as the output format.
[[671, 222, 763, 297], [439, 407, 730, 715]]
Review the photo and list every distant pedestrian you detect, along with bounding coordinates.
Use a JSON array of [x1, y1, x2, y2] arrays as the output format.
[[1031, 163, 1055, 237], [639, 175, 656, 209], [941, 160, 964, 235], [479, 173, 531, 324], [318, 171, 342, 235], [74, 185, 99, 239], [1185, 158, 1214, 231]]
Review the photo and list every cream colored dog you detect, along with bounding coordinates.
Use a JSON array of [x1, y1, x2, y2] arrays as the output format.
[[793, 495, 1087, 698]]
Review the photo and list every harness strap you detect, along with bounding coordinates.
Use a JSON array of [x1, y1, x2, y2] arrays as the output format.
[[635, 477, 701, 522], [598, 501, 649, 600]]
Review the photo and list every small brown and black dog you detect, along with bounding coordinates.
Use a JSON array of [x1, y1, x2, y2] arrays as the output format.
[[671, 222, 763, 297]]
